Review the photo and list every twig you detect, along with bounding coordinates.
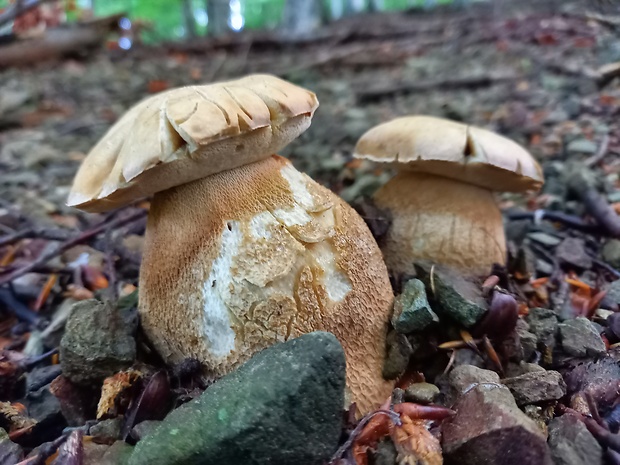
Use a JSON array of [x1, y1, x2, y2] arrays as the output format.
[[0, 227, 72, 248], [591, 256, 620, 279], [0, 209, 146, 287], [585, 418, 620, 452], [0, 287, 41, 325], [356, 73, 518, 102], [329, 409, 402, 464], [15, 431, 70, 465], [506, 210, 602, 234], [104, 227, 118, 301], [568, 171, 620, 238], [585, 134, 610, 167]]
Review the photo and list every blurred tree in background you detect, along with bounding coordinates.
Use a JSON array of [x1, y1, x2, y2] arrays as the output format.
[[0, 0, 469, 44]]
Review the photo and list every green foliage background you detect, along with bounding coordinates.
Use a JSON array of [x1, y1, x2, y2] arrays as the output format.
[[1, 0, 456, 43]]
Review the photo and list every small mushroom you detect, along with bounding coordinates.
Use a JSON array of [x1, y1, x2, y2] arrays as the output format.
[[353, 115, 544, 277], [68, 74, 394, 414]]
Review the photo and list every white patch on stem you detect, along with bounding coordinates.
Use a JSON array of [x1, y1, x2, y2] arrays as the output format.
[[310, 241, 352, 302], [201, 221, 240, 358]]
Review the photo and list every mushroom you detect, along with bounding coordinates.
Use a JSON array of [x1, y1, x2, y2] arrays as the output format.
[[353, 115, 544, 277], [68, 74, 394, 414]]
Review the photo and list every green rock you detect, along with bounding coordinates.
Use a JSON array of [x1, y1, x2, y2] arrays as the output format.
[[567, 138, 597, 155], [602, 240, 620, 270], [60, 299, 137, 385], [129, 332, 346, 465], [392, 279, 439, 333], [415, 264, 487, 328], [100, 441, 134, 465]]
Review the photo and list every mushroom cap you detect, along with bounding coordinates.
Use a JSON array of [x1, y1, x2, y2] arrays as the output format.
[[67, 74, 318, 213], [353, 115, 543, 193]]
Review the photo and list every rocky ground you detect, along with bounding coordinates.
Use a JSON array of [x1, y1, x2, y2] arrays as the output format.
[[2, 1, 620, 464]]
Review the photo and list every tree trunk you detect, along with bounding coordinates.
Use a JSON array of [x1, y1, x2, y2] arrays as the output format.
[[343, 0, 366, 17], [182, 0, 197, 39], [280, 0, 323, 38], [368, 0, 384, 12], [206, 0, 231, 37]]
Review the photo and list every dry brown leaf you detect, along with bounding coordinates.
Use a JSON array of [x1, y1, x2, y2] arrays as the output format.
[[0, 401, 37, 432], [97, 369, 142, 419], [390, 415, 442, 465]]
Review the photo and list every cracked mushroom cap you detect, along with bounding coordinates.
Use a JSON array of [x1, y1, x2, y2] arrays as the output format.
[[353, 115, 543, 193], [67, 74, 319, 213]]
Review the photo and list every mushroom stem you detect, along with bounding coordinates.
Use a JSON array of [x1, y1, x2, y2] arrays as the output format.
[[139, 155, 394, 414], [374, 171, 506, 277]]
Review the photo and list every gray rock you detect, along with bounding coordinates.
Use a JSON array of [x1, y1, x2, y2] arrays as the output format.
[[90, 418, 123, 442], [602, 240, 620, 270], [391, 279, 438, 333], [24, 384, 66, 444], [370, 439, 397, 465], [504, 362, 545, 378], [0, 429, 24, 464], [60, 299, 137, 385], [452, 348, 485, 369], [502, 370, 567, 406], [404, 382, 440, 405], [449, 365, 500, 394], [606, 279, 620, 306], [128, 332, 346, 465], [26, 364, 62, 393], [548, 414, 603, 465], [528, 232, 562, 247], [442, 383, 552, 465], [567, 138, 597, 155], [382, 330, 413, 380], [556, 238, 592, 270], [526, 308, 558, 348], [517, 319, 538, 361], [564, 356, 620, 410], [415, 264, 487, 328], [559, 317, 607, 357]]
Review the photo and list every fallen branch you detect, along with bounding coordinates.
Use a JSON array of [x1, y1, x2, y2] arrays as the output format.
[[356, 73, 518, 102], [568, 170, 620, 239], [0, 227, 72, 248], [506, 209, 602, 235], [0, 14, 122, 68], [0, 209, 146, 287], [585, 133, 610, 167]]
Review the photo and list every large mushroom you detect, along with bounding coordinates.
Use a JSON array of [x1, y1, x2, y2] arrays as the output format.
[[68, 74, 394, 413], [353, 115, 544, 277]]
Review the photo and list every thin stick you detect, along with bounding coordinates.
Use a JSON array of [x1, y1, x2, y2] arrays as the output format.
[[0, 227, 72, 248], [585, 133, 610, 167], [0, 210, 146, 287], [506, 210, 602, 235]]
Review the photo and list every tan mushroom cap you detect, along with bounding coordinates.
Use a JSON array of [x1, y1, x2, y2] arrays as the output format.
[[67, 74, 318, 213], [353, 115, 543, 193]]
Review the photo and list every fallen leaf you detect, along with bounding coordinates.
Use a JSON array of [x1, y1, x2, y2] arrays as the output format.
[[390, 415, 442, 465], [97, 369, 143, 419]]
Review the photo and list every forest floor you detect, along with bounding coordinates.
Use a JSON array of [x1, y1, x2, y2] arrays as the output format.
[[3, 1, 620, 463]]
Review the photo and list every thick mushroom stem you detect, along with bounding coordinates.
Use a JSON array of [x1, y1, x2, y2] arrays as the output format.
[[374, 171, 506, 277], [139, 155, 394, 414]]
